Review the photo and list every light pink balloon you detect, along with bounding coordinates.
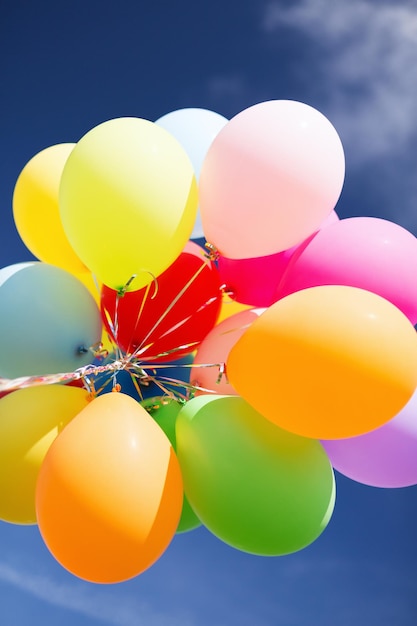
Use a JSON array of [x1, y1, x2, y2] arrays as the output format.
[[322, 388, 417, 488], [217, 210, 339, 307], [199, 100, 345, 259], [190, 308, 265, 395], [278, 216, 417, 324]]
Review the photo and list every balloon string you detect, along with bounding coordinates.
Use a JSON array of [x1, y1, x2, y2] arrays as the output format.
[[0, 356, 227, 395], [116, 274, 137, 296], [153, 295, 219, 342], [0, 258, 228, 397], [111, 271, 159, 358], [129, 294, 219, 360], [89, 273, 102, 300], [133, 341, 201, 361], [0, 359, 125, 392], [125, 278, 155, 356], [126, 261, 208, 361]]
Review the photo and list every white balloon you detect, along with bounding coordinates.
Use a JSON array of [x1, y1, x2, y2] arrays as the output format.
[[155, 108, 228, 239]]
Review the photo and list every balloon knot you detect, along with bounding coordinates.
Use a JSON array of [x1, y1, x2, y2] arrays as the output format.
[[117, 274, 137, 297], [216, 362, 228, 385], [90, 341, 109, 360], [204, 242, 219, 262]]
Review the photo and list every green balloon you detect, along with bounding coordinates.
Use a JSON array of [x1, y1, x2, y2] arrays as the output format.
[[141, 397, 201, 534], [176, 493, 201, 534], [175, 395, 335, 555]]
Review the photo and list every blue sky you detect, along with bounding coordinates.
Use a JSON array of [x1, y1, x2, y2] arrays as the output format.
[[1, 1, 417, 624]]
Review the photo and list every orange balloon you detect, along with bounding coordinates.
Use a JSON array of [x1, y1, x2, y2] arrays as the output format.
[[36, 392, 183, 583], [227, 285, 417, 439]]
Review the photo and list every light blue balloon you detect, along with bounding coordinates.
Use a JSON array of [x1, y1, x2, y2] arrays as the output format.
[[0, 262, 102, 378], [155, 108, 228, 239]]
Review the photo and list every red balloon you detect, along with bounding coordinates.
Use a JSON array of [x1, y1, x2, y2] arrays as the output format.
[[101, 242, 222, 362]]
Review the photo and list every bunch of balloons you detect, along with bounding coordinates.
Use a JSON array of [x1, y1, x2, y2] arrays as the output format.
[[1, 100, 417, 584]]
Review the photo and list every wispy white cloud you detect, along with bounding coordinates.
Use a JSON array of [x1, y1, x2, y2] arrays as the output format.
[[0, 561, 193, 626], [261, 0, 417, 162]]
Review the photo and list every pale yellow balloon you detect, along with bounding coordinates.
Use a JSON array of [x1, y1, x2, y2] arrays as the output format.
[[0, 384, 91, 524], [13, 143, 87, 274], [59, 117, 198, 292]]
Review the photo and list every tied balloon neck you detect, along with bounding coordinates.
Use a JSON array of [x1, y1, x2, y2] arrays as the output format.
[[142, 396, 185, 415], [77, 341, 108, 361], [204, 242, 219, 262], [117, 274, 137, 297], [116, 272, 159, 299], [216, 362, 228, 385], [220, 284, 236, 300]]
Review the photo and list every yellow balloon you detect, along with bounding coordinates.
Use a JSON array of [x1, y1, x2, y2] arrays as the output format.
[[217, 293, 251, 323], [12, 144, 87, 274], [228, 285, 417, 439], [0, 385, 91, 524], [72, 268, 101, 304], [59, 117, 198, 292]]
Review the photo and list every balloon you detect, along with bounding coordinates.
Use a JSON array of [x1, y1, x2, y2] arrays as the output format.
[[36, 392, 183, 583], [73, 268, 101, 304], [0, 385, 90, 523], [322, 388, 417, 488], [227, 285, 417, 439], [217, 210, 339, 307], [155, 107, 228, 239], [278, 217, 417, 324], [199, 100, 345, 259], [12, 143, 87, 274], [141, 397, 201, 533], [190, 308, 265, 395], [217, 243, 303, 308], [59, 117, 198, 292], [175, 395, 335, 555], [0, 262, 102, 378], [100, 241, 222, 362]]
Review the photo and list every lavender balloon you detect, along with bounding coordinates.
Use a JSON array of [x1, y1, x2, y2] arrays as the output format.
[[322, 389, 417, 488]]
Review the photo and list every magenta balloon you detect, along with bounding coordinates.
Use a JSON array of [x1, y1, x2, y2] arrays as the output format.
[[217, 211, 339, 307], [217, 245, 301, 307], [278, 217, 417, 324], [322, 389, 417, 488], [190, 308, 265, 395], [199, 100, 345, 259]]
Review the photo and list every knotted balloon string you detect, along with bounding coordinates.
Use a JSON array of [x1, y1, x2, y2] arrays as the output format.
[[204, 242, 219, 262], [0, 353, 227, 399]]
